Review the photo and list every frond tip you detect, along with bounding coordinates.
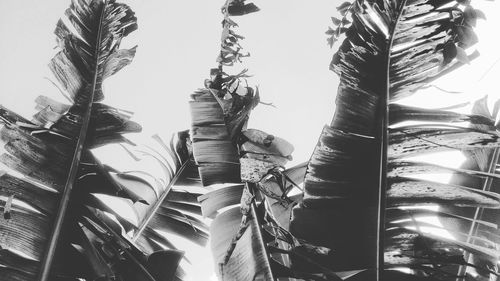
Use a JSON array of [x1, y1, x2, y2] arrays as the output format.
[[47, 0, 138, 139]]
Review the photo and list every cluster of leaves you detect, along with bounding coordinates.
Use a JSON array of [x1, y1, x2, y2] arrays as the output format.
[[190, 0, 260, 186], [209, 0, 261, 138], [326, 1, 353, 47], [441, 1, 486, 65]]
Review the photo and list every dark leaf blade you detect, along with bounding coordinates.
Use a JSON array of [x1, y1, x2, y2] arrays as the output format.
[[0, 208, 51, 261], [0, 172, 59, 216], [292, 0, 489, 278], [0, 1, 146, 280], [37, 1, 139, 279]]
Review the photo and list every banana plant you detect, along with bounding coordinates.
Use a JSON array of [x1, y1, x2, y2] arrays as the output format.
[[0, 1, 207, 280], [287, 0, 500, 280]]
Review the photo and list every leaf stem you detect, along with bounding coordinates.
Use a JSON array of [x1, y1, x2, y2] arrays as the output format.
[[132, 160, 189, 241], [378, 0, 410, 279], [37, 1, 108, 280]]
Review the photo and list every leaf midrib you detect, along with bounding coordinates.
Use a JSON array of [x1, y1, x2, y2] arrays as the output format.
[[37, 1, 109, 280]]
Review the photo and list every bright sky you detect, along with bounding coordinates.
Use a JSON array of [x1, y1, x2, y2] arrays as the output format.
[[0, 0, 339, 167], [0, 0, 499, 280]]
